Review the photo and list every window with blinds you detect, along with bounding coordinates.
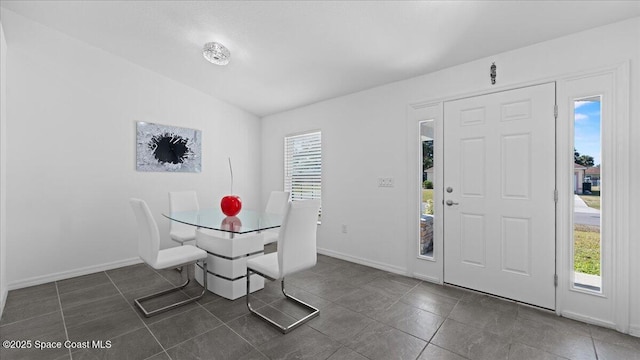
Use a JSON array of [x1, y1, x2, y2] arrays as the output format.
[[284, 131, 322, 221]]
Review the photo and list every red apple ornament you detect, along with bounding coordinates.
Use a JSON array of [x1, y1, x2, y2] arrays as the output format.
[[221, 195, 242, 216], [220, 157, 242, 216]]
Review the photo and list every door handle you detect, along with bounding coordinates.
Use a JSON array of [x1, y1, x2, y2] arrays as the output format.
[[446, 200, 459, 206]]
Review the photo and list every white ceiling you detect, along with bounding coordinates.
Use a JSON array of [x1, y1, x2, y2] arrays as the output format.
[[1, 1, 639, 117]]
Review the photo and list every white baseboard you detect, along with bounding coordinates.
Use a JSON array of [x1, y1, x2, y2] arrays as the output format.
[[0, 287, 7, 320], [560, 310, 617, 330], [563, 313, 639, 338], [317, 247, 408, 275], [411, 272, 441, 284], [7, 257, 142, 291]]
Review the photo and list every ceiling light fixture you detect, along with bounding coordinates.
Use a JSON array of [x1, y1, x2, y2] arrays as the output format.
[[203, 42, 230, 65]]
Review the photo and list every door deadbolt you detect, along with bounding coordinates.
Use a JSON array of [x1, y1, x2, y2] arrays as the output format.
[[446, 187, 453, 193]]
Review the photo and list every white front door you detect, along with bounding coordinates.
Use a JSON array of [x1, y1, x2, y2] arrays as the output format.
[[443, 83, 556, 309]]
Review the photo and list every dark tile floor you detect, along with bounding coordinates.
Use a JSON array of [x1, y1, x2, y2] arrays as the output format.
[[1, 247, 639, 360]]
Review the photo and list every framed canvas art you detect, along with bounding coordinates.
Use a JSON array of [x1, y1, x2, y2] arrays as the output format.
[[136, 122, 202, 172]]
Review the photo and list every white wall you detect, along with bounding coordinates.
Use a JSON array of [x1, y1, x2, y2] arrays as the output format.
[[628, 20, 640, 336], [261, 17, 640, 332], [262, 86, 413, 274], [0, 21, 8, 315], [1, 10, 262, 288]]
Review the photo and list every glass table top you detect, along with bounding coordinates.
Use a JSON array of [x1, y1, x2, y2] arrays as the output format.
[[163, 208, 282, 235]]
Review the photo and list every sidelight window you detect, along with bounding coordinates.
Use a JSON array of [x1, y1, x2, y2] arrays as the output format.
[[572, 96, 602, 292], [419, 120, 435, 258]]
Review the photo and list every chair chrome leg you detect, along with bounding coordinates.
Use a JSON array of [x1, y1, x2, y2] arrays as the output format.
[[175, 242, 185, 272], [246, 269, 319, 334], [135, 259, 207, 318]]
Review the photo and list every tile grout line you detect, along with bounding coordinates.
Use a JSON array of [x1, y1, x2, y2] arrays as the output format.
[[54, 281, 73, 359], [421, 297, 475, 360], [415, 292, 463, 360], [158, 301, 228, 349], [143, 350, 169, 360], [356, 280, 452, 341], [413, 344, 428, 360], [591, 336, 600, 360], [384, 279, 423, 312], [221, 322, 272, 359], [201, 276, 338, 359], [157, 322, 226, 355], [325, 278, 422, 360], [136, 265, 266, 358], [427, 298, 456, 343], [104, 270, 172, 360], [0, 308, 60, 328], [304, 274, 443, 347], [8, 258, 636, 360], [448, 298, 587, 359], [163, 300, 270, 360], [298, 289, 372, 352], [206, 298, 270, 324], [328, 282, 464, 360], [323, 346, 343, 360], [195, 288, 285, 359], [277, 269, 468, 358]]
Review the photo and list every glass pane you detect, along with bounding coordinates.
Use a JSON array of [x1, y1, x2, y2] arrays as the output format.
[[285, 131, 322, 222], [573, 96, 601, 292], [419, 120, 435, 258], [165, 209, 282, 234]]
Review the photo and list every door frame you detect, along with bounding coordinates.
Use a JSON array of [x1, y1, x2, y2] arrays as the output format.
[[406, 101, 444, 283], [407, 80, 559, 285], [556, 62, 630, 332], [406, 61, 630, 332]]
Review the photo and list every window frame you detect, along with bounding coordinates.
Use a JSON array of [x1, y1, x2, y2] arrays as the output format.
[[284, 130, 322, 222]]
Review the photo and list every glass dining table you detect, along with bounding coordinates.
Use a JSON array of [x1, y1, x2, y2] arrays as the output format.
[[162, 208, 283, 300], [163, 208, 283, 238]]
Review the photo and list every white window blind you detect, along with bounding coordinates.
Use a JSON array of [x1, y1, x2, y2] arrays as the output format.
[[284, 131, 322, 219]]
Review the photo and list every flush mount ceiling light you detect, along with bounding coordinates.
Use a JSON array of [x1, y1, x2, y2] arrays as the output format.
[[203, 42, 230, 65]]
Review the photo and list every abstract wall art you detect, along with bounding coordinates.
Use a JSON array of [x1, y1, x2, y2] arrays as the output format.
[[136, 122, 202, 172]]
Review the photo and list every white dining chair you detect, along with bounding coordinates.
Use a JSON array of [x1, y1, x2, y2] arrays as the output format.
[[129, 198, 208, 317], [169, 191, 199, 245], [262, 191, 290, 245], [246, 199, 321, 333]]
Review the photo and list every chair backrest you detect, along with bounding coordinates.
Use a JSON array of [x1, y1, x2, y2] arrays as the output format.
[[278, 199, 321, 278], [129, 198, 160, 266], [265, 191, 290, 215], [168, 191, 199, 233]]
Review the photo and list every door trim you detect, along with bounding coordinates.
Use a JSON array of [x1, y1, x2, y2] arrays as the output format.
[[555, 62, 630, 332], [406, 101, 444, 283], [406, 63, 630, 333]]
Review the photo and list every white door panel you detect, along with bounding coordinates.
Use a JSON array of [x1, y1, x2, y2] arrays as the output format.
[[444, 83, 556, 309]]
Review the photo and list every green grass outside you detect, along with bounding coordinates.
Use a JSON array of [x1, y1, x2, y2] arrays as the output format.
[[422, 189, 433, 203], [422, 189, 434, 215], [579, 195, 601, 210], [574, 224, 600, 275]]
